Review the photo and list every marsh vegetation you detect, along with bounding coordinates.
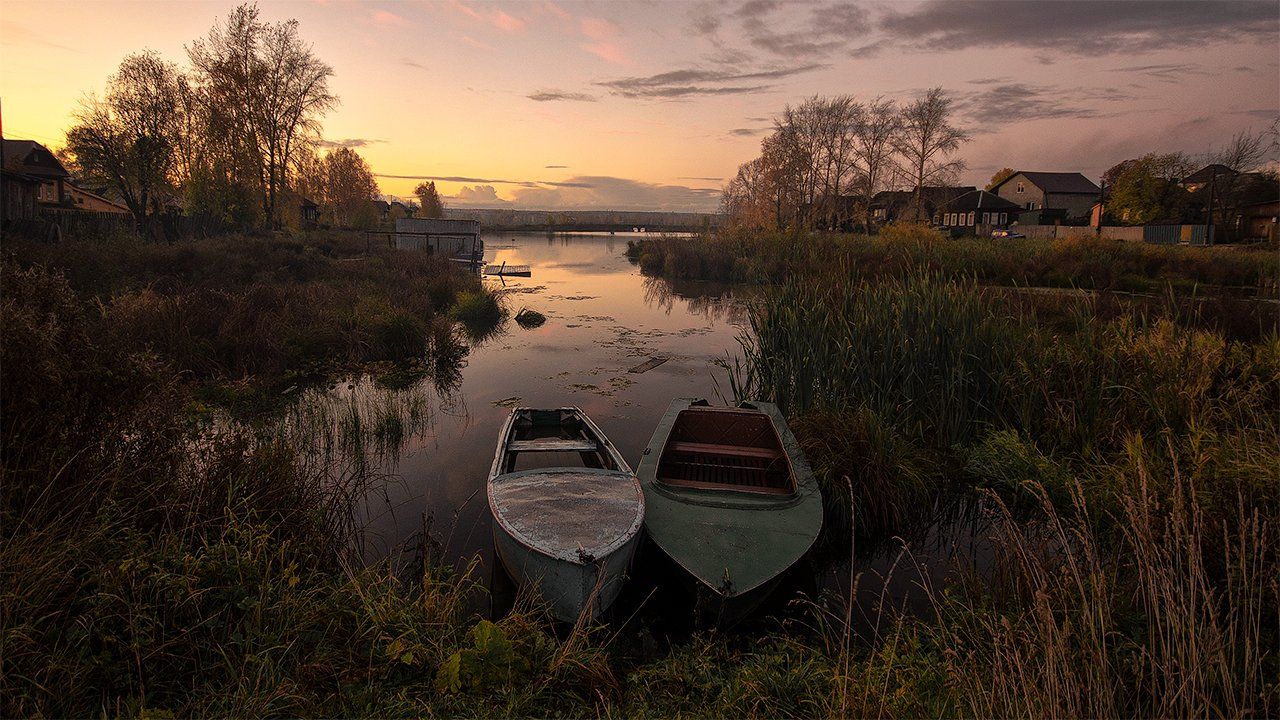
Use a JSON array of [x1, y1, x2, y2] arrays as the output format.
[[3, 224, 1276, 716]]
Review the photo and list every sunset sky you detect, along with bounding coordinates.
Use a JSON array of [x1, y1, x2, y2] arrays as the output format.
[[1, 0, 1276, 212]]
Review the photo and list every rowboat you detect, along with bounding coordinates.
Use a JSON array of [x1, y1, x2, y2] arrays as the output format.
[[488, 407, 644, 623], [636, 399, 822, 612]]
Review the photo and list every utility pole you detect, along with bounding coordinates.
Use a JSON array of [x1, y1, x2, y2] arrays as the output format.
[[1205, 166, 1217, 246]]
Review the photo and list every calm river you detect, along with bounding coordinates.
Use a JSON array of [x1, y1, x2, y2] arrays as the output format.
[[306, 231, 991, 627]]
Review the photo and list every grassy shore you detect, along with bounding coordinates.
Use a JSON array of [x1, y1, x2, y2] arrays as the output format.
[[3, 227, 1277, 716], [628, 224, 1279, 294]]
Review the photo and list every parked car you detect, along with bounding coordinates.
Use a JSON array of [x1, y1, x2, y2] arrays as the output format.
[[991, 228, 1025, 239]]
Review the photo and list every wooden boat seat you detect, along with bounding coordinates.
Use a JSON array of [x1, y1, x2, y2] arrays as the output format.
[[666, 441, 782, 461], [509, 438, 599, 453]]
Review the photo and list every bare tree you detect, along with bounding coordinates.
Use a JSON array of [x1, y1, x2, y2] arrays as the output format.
[[1212, 128, 1272, 172], [893, 88, 968, 222], [852, 97, 897, 230], [323, 147, 379, 227], [65, 51, 183, 238]]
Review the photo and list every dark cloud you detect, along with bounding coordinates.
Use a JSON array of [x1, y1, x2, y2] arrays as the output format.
[[545, 165, 569, 169], [697, 1, 871, 61], [318, 138, 386, 149], [400, 59, 426, 69], [373, 173, 593, 188], [1113, 63, 1206, 82], [597, 63, 825, 98], [849, 40, 885, 59], [527, 89, 597, 102], [958, 83, 1136, 127], [879, 1, 1278, 54], [677, 176, 725, 181], [729, 127, 766, 136]]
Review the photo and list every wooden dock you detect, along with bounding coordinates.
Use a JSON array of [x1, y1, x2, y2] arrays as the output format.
[[485, 263, 531, 277]]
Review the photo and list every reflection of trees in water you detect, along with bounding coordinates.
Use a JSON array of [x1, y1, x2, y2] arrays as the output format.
[[641, 276, 751, 324]]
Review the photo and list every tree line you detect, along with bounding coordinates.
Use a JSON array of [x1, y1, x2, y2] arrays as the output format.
[[722, 88, 969, 232], [61, 3, 385, 237]]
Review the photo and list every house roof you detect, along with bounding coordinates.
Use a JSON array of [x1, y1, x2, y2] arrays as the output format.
[[944, 190, 1022, 213], [871, 186, 975, 207], [3, 139, 70, 180], [1183, 164, 1238, 184], [66, 182, 130, 212], [994, 171, 1099, 195]]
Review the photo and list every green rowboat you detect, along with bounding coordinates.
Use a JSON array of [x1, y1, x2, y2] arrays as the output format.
[[636, 399, 822, 602]]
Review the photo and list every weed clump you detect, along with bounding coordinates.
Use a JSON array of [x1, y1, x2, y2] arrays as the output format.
[[514, 308, 547, 328]]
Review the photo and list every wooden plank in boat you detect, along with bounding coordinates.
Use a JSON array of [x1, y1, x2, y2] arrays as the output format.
[[666, 441, 782, 461], [509, 438, 599, 453]]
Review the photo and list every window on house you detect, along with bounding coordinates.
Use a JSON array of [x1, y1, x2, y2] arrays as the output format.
[[968, 212, 975, 225], [998, 213, 1006, 225], [1016, 181, 1024, 193]]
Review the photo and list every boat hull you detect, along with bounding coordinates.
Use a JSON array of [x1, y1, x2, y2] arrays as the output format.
[[637, 399, 823, 605], [493, 522, 640, 623]]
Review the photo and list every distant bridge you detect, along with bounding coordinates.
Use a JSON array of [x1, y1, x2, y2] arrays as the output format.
[[487, 222, 712, 234]]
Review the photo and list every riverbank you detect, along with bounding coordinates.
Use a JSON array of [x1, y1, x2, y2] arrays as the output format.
[[627, 224, 1279, 295], [3, 227, 1276, 716]]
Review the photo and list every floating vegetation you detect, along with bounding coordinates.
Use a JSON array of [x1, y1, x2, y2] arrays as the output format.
[[514, 308, 546, 328]]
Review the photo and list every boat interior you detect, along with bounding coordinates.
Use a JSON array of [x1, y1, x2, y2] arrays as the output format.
[[656, 407, 794, 494], [501, 408, 621, 474]]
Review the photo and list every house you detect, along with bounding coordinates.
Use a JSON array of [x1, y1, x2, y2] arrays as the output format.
[[1182, 164, 1238, 193], [65, 183, 129, 214], [2, 169, 42, 224], [2, 139, 70, 204], [1238, 200, 1278, 241], [394, 217, 482, 258], [871, 186, 974, 223], [300, 197, 319, 225], [389, 200, 414, 221], [369, 200, 391, 223], [938, 190, 1021, 228], [991, 171, 1100, 220]]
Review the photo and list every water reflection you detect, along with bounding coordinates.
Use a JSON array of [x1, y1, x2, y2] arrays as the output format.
[[276, 232, 995, 626]]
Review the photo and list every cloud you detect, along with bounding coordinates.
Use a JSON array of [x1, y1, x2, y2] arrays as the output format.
[[879, 0, 1278, 54], [957, 82, 1136, 127], [729, 127, 766, 137], [545, 165, 570, 169], [447, 185, 510, 206], [580, 16, 618, 39], [692, 1, 871, 61], [528, 89, 597, 102], [509, 175, 721, 212], [677, 176, 724, 182], [374, 173, 593, 189], [400, 59, 426, 69], [450, 1, 526, 33], [371, 9, 409, 27], [319, 138, 386, 148], [1113, 63, 1206, 82], [597, 63, 825, 98], [583, 41, 628, 65]]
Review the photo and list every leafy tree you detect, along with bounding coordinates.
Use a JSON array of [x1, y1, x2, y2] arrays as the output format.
[[894, 88, 968, 221], [323, 147, 379, 227], [64, 51, 183, 238], [1106, 153, 1194, 225], [986, 167, 1015, 191], [414, 181, 445, 218], [187, 3, 336, 228]]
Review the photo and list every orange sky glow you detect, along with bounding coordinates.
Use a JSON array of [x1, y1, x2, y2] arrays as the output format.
[[2, 0, 1276, 211]]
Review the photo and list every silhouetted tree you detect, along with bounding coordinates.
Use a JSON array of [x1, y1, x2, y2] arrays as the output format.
[[65, 51, 183, 238], [893, 88, 968, 222], [415, 181, 445, 218]]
